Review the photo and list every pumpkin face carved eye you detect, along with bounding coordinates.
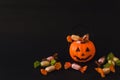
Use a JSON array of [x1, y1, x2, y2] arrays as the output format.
[[86, 47, 90, 52], [76, 47, 80, 52]]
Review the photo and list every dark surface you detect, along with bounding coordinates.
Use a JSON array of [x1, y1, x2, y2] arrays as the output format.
[[0, 0, 120, 80]]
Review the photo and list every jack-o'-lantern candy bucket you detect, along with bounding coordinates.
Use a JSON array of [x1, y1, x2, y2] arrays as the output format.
[[67, 34, 96, 62]]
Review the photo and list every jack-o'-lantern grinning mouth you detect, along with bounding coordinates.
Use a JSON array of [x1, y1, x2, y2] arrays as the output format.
[[74, 55, 92, 61]]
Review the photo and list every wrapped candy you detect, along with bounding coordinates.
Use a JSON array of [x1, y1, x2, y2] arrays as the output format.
[[67, 35, 73, 42], [54, 62, 62, 70], [40, 61, 50, 67], [109, 65, 115, 73], [40, 69, 47, 75], [50, 59, 56, 65], [98, 56, 105, 64], [113, 57, 119, 62], [46, 56, 54, 61], [64, 62, 71, 69], [95, 56, 105, 67], [64, 62, 87, 73], [108, 60, 115, 66], [71, 35, 81, 41], [45, 66, 56, 72], [103, 63, 111, 68], [102, 68, 110, 74], [42, 53, 58, 61], [80, 65, 88, 74], [107, 52, 114, 60], [95, 68, 105, 78], [71, 63, 81, 70], [34, 60, 40, 68]]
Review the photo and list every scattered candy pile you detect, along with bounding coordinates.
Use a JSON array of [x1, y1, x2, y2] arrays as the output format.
[[34, 52, 120, 77], [95, 52, 120, 78], [64, 62, 88, 74], [34, 53, 62, 75]]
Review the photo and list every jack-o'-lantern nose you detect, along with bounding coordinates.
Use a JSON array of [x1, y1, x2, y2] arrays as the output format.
[[81, 53, 85, 56]]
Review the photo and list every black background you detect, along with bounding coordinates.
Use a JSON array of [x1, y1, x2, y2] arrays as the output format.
[[0, 0, 120, 80]]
